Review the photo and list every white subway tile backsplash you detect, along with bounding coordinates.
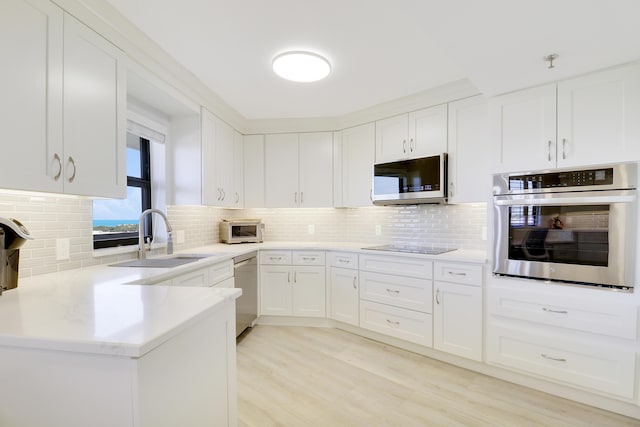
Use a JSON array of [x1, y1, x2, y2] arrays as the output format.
[[0, 190, 487, 279]]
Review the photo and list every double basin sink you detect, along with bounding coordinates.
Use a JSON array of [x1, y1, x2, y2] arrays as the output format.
[[110, 253, 221, 268]]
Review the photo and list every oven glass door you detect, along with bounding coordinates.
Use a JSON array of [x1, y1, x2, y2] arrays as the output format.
[[493, 190, 636, 288], [508, 204, 609, 266]]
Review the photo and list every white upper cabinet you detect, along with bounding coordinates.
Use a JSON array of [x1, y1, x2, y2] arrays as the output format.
[[375, 104, 447, 163], [489, 84, 557, 172], [0, 1, 125, 197], [491, 62, 640, 173], [0, 0, 63, 193], [265, 133, 299, 207], [63, 13, 126, 198], [201, 109, 241, 207], [447, 96, 491, 203], [335, 123, 375, 207], [243, 134, 265, 208], [265, 132, 333, 207], [233, 130, 244, 207], [556, 63, 640, 167]]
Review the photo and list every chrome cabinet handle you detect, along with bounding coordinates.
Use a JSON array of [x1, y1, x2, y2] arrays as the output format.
[[403, 139, 406, 153], [294, 192, 297, 203], [217, 188, 221, 201], [541, 354, 566, 362], [352, 276, 357, 289], [293, 271, 297, 283], [221, 188, 225, 201], [300, 191, 304, 204], [302, 256, 316, 261], [435, 288, 441, 304], [449, 182, 454, 197], [287, 272, 291, 283], [547, 140, 552, 162], [370, 189, 373, 202], [409, 138, 414, 152], [338, 258, 350, 264], [542, 307, 568, 314], [67, 156, 76, 183], [269, 256, 283, 261], [386, 288, 400, 296], [235, 192, 239, 204], [448, 271, 467, 277], [562, 138, 567, 160], [53, 153, 62, 181], [386, 319, 400, 326]]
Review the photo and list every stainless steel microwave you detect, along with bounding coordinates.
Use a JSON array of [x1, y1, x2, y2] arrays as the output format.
[[220, 219, 264, 244], [372, 154, 448, 205]]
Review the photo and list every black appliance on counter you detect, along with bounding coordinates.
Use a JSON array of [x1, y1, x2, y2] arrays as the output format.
[[0, 217, 33, 294]]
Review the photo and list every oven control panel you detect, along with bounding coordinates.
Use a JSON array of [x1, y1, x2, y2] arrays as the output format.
[[509, 167, 614, 190]]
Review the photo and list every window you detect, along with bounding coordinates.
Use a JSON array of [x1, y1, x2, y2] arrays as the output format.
[[93, 135, 152, 249]]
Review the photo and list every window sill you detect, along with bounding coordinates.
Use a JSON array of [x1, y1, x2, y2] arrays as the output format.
[[93, 243, 167, 258]]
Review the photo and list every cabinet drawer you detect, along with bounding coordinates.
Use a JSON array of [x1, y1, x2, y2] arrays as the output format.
[[329, 251, 358, 269], [172, 267, 209, 287], [488, 287, 638, 340], [213, 276, 235, 289], [434, 262, 483, 286], [209, 259, 234, 285], [260, 250, 292, 265], [293, 251, 325, 266], [359, 254, 432, 279], [360, 300, 433, 347], [487, 323, 636, 399], [360, 271, 432, 313]]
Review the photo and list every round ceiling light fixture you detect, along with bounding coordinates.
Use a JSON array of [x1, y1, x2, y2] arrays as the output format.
[[272, 51, 331, 82]]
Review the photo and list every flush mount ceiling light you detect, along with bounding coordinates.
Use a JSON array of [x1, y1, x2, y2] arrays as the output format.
[[272, 51, 331, 82]]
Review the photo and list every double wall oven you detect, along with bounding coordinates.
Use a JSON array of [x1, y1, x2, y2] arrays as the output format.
[[493, 163, 638, 291]]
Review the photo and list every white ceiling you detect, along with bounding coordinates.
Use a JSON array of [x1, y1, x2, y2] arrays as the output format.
[[105, 0, 640, 120]]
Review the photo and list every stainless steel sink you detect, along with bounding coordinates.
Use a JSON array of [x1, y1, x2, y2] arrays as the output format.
[[110, 253, 220, 268]]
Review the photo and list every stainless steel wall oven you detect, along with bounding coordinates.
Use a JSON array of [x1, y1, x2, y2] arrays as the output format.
[[493, 163, 637, 290]]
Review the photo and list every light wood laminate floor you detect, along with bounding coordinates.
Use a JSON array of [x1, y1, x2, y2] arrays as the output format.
[[237, 326, 638, 427]]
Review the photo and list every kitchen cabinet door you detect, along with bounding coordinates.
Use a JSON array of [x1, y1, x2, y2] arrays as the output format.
[[338, 123, 375, 207], [63, 13, 126, 198], [0, 0, 63, 193], [265, 133, 299, 207], [260, 265, 292, 315], [375, 114, 408, 162], [298, 132, 333, 207], [557, 63, 640, 167], [447, 95, 491, 203], [233, 130, 244, 207], [329, 267, 359, 326], [292, 266, 326, 317], [489, 84, 557, 173], [433, 281, 482, 361], [243, 134, 265, 208], [201, 110, 235, 207], [408, 104, 448, 158]]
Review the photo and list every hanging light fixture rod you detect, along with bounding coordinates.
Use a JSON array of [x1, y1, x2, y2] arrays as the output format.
[[543, 53, 559, 69]]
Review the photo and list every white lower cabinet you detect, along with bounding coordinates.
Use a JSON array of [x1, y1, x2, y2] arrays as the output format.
[[358, 253, 433, 347], [328, 252, 359, 326], [487, 323, 636, 399], [360, 300, 432, 346], [260, 250, 326, 317], [487, 281, 638, 399], [433, 262, 483, 361]]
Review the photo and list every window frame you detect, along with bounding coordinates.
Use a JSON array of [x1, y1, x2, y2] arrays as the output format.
[[93, 137, 153, 249]]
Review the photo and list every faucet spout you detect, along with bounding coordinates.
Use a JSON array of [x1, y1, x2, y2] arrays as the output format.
[[138, 209, 173, 259]]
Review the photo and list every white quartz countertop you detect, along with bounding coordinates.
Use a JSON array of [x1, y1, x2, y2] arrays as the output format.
[[0, 241, 485, 357]]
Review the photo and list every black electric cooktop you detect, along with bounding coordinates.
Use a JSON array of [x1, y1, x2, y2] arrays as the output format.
[[362, 244, 456, 255]]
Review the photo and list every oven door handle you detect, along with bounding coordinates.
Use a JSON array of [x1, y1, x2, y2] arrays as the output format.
[[494, 194, 636, 206]]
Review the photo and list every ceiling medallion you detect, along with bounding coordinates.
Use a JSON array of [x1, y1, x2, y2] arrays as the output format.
[[272, 51, 331, 82]]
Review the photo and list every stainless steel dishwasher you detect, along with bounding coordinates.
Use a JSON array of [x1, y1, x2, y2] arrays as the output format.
[[233, 251, 258, 337]]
